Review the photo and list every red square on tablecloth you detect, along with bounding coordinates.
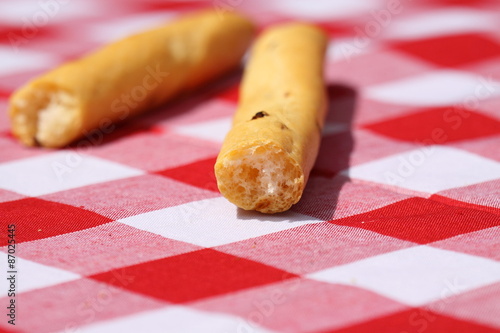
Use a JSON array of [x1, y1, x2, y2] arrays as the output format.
[[393, 33, 500, 68], [326, 307, 498, 333], [0, 198, 113, 245], [90, 249, 296, 303], [425, 0, 497, 6], [0, 24, 56, 46], [155, 156, 219, 192], [330, 197, 500, 244], [363, 107, 500, 144]]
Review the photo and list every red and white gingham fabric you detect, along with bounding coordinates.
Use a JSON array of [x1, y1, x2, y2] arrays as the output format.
[[1, 0, 500, 332]]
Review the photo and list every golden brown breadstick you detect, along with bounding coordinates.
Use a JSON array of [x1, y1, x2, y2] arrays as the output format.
[[214, 23, 328, 213], [9, 11, 255, 148]]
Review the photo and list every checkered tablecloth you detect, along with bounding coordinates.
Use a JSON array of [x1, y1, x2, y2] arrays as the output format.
[[1, 0, 500, 332]]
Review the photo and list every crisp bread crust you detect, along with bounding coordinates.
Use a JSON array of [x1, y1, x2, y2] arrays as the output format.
[[9, 11, 255, 148], [215, 23, 328, 213]]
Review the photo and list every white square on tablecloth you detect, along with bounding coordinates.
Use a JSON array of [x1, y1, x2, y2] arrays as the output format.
[[0, 255, 80, 294], [308, 245, 500, 306], [118, 197, 322, 247], [173, 117, 232, 143], [343, 145, 500, 194], [75, 305, 275, 333], [385, 8, 498, 40], [363, 70, 500, 106], [0, 46, 58, 76], [0, 1, 100, 25], [85, 12, 177, 43], [267, 0, 374, 20], [0, 151, 144, 196]]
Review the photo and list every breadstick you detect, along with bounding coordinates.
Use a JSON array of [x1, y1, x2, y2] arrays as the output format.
[[9, 11, 255, 148], [215, 23, 328, 213]]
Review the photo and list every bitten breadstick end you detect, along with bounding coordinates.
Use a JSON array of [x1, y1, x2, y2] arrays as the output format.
[[215, 23, 328, 213]]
